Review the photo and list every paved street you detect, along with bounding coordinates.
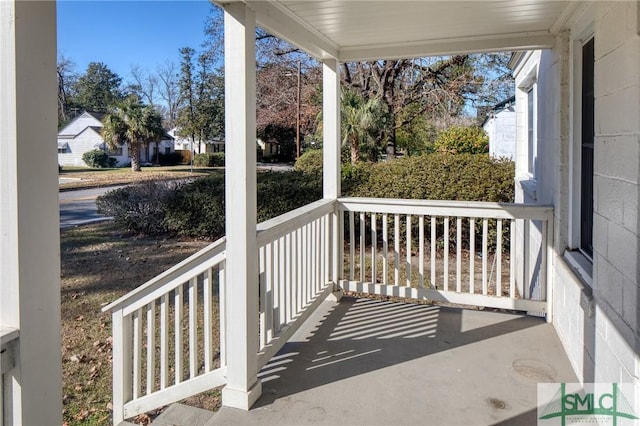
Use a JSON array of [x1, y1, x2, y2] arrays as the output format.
[[59, 186, 123, 228]]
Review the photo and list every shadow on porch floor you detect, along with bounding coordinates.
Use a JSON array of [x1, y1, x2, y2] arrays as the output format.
[[157, 296, 577, 425]]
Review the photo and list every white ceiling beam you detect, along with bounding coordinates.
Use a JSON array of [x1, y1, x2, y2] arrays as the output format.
[[243, 0, 339, 60], [338, 32, 556, 62]]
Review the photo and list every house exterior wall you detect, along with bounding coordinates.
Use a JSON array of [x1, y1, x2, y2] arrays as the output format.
[[58, 127, 106, 166], [513, 2, 640, 385], [484, 108, 516, 160]]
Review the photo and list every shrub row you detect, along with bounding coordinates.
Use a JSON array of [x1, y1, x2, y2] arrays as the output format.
[[97, 171, 322, 239], [99, 152, 514, 243], [193, 153, 225, 167]]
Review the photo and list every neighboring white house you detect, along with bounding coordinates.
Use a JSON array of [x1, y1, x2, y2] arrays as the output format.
[[482, 96, 516, 159], [168, 127, 224, 154], [58, 111, 174, 167], [510, 1, 640, 386]]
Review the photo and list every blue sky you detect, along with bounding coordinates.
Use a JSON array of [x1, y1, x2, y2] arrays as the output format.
[[57, 0, 215, 80]]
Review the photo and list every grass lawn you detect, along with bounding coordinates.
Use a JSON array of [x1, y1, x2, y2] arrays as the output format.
[[59, 166, 222, 191], [60, 222, 208, 425]]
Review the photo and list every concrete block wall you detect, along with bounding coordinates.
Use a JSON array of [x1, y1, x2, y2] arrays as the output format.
[[590, 0, 640, 385], [514, 2, 640, 385]]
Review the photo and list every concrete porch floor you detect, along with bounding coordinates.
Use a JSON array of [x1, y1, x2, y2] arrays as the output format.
[[155, 297, 577, 426]]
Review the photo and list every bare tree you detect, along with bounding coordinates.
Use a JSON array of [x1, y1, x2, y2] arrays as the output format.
[[129, 64, 158, 107], [157, 60, 180, 129], [57, 54, 78, 125]]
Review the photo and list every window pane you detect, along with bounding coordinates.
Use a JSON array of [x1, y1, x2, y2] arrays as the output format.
[[580, 37, 595, 257]]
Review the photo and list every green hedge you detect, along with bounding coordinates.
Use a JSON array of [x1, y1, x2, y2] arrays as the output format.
[[346, 153, 513, 202], [193, 153, 225, 167], [294, 149, 323, 174], [98, 153, 514, 244], [433, 126, 489, 155]]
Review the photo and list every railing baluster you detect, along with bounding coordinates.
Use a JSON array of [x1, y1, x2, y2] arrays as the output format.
[[349, 211, 355, 281], [431, 217, 436, 289], [510, 219, 516, 298], [371, 213, 377, 283], [469, 219, 475, 294], [406, 215, 412, 286], [359, 212, 365, 283], [316, 218, 322, 292], [219, 263, 227, 367], [523, 219, 530, 300], [265, 243, 274, 343], [204, 268, 213, 371], [146, 302, 155, 394], [482, 219, 488, 295], [279, 236, 286, 329], [133, 309, 142, 399], [297, 228, 303, 311], [273, 238, 280, 333], [496, 219, 503, 297], [285, 233, 292, 323], [394, 214, 400, 286], [111, 308, 132, 424], [419, 216, 424, 288], [174, 284, 183, 384], [382, 214, 388, 285], [188, 277, 197, 378], [160, 293, 169, 388], [444, 217, 449, 292], [259, 246, 266, 350], [456, 217, 462, 293], [291, 230, 298, 318]]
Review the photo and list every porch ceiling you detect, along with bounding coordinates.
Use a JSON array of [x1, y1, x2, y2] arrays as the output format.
[[231, 0, 577, 61]]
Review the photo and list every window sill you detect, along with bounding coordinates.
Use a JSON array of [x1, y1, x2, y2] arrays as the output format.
[[563, 249, 592, 285], [517, 177, 537, 201], [563, 250, 594, 317]]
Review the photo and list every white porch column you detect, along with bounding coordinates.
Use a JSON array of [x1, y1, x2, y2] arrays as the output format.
[[322, 59, 344, 297], [323, 59, 341, 200], [0, 1, 62, 424], [221, 2, 262, 410]]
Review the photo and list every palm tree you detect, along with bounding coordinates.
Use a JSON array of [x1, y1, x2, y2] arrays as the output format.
[[341, 89, 387, 164], [102, 97, 165, 171]]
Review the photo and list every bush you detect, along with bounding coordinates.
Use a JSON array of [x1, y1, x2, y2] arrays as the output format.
[[345, 152, 513, 202], [99, 171, 323, 239], [158, 152, 183, 166], [294, 149, 323, 174], [343, 152, 515, 250], [433, 126, 489, 154], [193, 153, 225, 167], [96, 180, 183, 234], [82, 149, 116, 168]]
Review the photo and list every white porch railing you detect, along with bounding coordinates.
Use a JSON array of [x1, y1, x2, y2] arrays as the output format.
[[103, 238, 228, 424], [103, 199, 337, 424], [338, 198, 553, 315], [105, 197, 553, 423], [1, 327, 19, 426], [256, 199, 335, 369]]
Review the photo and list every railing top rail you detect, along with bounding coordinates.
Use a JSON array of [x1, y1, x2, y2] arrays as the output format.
[[256, 198, 335, 246], [338, 197, 553, 220], [102, 237, 226, 313], [0, 326, 19, 347]]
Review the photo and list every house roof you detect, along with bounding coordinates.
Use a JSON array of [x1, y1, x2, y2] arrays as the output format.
[[481, 96, 516, 127], [218, 1, 578, 61], [84, 111, 106, 121]]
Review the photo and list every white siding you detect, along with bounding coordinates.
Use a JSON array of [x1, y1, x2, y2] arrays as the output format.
[[484, 108, 516, 160], [58, 127, 104, 166]]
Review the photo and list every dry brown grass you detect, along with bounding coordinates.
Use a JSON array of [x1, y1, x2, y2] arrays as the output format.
[[59, 166, 220, 191], [60, 222, 208, 425]]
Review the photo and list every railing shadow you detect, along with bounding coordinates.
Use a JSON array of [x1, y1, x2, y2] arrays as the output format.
[[255, 296, 557, 410]]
